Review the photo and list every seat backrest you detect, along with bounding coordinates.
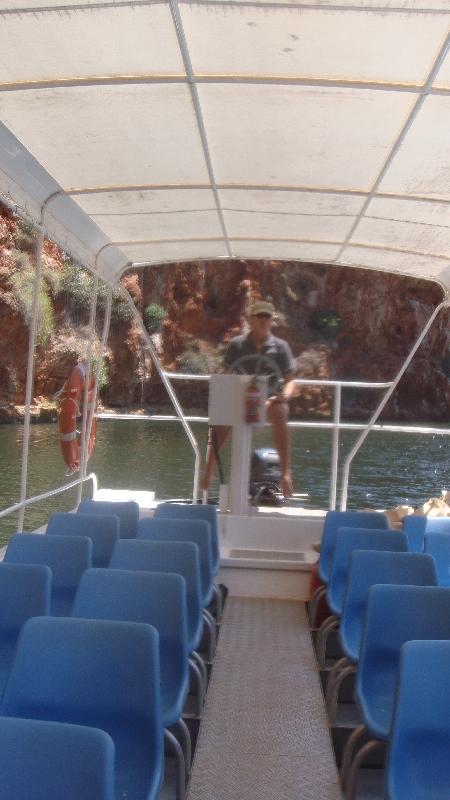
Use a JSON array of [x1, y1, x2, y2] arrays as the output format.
[[0, 562, 51, 637], [73, 568, 189, 707], [138, 517, 213, 603], [77, 500, 139, 539], [154, 503, 220, 574], [318, 510, 389, 583], [424, 531, 450, 585], [110, 539, 203, 653], [340, 551, 437, 663], [2, 616, 163, 742], [47, 512, 119, 568], [385, 640, 450, 800], [356, 585, 450, 737], [402, 516, 450, 553], [0, 716, 115, 800], [402, 515, 427, 553], [327, 528, 407, 616], [4, 535, 91, 615]]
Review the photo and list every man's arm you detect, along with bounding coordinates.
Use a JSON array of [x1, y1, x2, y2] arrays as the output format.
[[270, 371, 295, 403]]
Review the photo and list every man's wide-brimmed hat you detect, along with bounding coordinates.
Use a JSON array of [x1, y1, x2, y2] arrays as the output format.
[[249, 300, 276, 317]]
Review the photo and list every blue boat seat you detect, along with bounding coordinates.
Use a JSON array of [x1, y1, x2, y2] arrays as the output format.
[[0, 562, 51, 697], [317, 511, 389, 586], [0, 716, 115, 800], [110, 539, 203, 655], [341, 551, 437, 665], [403, 515, 450, 553], [386, 640, 450, 800], [154, 503, 220, 576], [77, 499, 139, 539], [424, 531, 450, 587], [73, 568, 191, 794], [326, 551, 437, 723], [47, 511, 119, 568], [73, 568, 189, 727], [4, 534, 91, 616], [0, 616, 164, 800], [317, 528, 407, 666], [309, 510, 389, 626], [138, 518, 214, 608], [327, 528, 408, 617], [109, 539, 207, 715], [343, 585, 450, 795]]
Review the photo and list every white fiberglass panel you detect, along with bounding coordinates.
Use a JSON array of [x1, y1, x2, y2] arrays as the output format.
[[223, 209, 354, 241], [379, 96, 450, 200], [230, 241, 340, 262], [75, 189, 216, 216], [341, 245, 449, 282], [122, 240, 228, 265], [218, 188, 365, 217], [199, 85, 415, 190], [354, 217, 450, 260], [368, 196, 450, 228], [200, 0, 450, 9], [181, 5, 447, 85], [0, 85, 208, 189], [434, 51, 450, 89], [363, 197, 450, 259], [88, 210, 223, 241], [0, 0, 166, 6], [0, 5, 183, 83]]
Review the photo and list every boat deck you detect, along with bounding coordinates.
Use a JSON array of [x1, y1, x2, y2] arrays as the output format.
[[187, 597, 341, 800]]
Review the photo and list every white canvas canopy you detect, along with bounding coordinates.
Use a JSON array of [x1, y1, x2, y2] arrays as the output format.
[[0, 0, 449, 291]]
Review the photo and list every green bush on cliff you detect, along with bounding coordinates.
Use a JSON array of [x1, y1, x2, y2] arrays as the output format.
[[310, 309, 342, 338], [143, 303, 167, 334], [58, 265, 133, 324], [58, 264, 92, 314], [13, 219, 35, 253], [177, 350, 211, 375], [11, 264, 54, 347], [89, 355, 109, 389]]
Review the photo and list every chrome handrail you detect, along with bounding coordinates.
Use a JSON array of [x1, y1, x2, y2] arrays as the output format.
[[99, 371, 449, 511], [0, 473, 98, 521]]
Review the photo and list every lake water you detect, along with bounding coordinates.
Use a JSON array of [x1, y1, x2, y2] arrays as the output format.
[[1, 419, 448, 544]]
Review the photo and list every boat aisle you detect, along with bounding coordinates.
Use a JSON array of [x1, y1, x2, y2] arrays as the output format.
[[187, 597, 342, 800]]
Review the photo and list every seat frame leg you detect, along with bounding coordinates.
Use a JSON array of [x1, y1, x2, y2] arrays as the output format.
[[188, 658, 205, 717], [344, 738, 384, 800], [169, 718, 192, 778], [164, 728, 186, 800]]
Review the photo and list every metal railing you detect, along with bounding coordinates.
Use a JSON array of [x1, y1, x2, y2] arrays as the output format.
[[0, 473, 98, 522], [98, 373, 450, 511]]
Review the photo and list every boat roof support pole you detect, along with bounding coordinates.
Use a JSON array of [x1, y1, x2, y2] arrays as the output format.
[[16, 224, 45, 532], [121, 286, 201, 504], [340, 298, 450, 511], [80, 282, 112, 502], [77, 265, 100, 505], [329, 384, 341, 511]]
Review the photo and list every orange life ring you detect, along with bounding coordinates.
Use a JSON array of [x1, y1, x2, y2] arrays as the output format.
[[58, 364, 97, 472]]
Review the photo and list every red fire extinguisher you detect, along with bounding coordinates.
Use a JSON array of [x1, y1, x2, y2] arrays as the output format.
[[245, 378, 261, 424]]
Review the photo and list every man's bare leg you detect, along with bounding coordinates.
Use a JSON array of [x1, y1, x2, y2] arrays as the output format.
[[267, 401, 293, 496], [200, 425, 231, 491]]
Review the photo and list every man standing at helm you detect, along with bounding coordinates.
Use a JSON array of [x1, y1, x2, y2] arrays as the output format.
[[200, 300, 297, 497]]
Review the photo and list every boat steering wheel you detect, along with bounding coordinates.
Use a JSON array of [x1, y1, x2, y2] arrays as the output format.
[[229, 353, 283, 396]]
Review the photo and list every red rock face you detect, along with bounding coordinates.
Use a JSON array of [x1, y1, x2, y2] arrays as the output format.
[[1, 203, 449, 422], [141, 259, 449, 422]]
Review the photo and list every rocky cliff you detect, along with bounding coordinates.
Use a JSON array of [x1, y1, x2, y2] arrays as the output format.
[[1, 202, 449, 423]]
